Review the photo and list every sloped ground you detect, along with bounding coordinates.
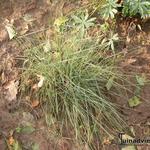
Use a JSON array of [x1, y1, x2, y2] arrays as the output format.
[[0, 0, 150, 150]]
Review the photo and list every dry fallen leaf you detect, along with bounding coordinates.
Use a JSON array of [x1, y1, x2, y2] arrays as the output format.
[[25, 96, 30, 101], [8, 136, 15, 145], [5, 24, 17, 40], [20, 23, 29, 35], [23, 13, 36, 23], [102, 137, 111, 145], [121, 58, 136, 67], [32, 84, 38, 90], [31, 100, 40, 108], [37, 75, 45, 88], [126, 35, 131, 43], [4, 80, 19, 102], [126, 58, 136, 64], [1, 72, 6, 84], [32, 75, 45, 90]]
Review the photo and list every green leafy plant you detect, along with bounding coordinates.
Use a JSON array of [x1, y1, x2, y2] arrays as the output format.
[[100, 0, 120, 20], [72, 10, 96, 37], [122, 0, 150, 18], [101, 31, 119, 53], [106, 32, 119, 52], [16, 125, 35, 134], [128, 96, 142, 107], [95, 0, 150, 19]]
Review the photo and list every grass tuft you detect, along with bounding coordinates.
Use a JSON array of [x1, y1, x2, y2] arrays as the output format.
[[20, 30, 128, 146]]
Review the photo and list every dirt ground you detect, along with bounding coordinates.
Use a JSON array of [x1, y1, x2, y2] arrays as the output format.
[[0, 0, 150, 150]]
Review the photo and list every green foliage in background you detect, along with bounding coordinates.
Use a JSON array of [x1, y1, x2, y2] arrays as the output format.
[[101, 0, 120, 20], [72, 10, 96, 37], [122, 0, 150, 18], [92, 0, 150, 19]]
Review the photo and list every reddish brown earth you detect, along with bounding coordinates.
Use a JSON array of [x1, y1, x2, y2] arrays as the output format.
[[0, 1, 150, 150], [115, 16, 150, 150], [0, 1, 74, 149]]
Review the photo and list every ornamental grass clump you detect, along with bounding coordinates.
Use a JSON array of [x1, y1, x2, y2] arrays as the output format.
[[20, 30, 127, 145]]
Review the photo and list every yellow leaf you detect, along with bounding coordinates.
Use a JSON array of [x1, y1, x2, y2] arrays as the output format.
[[102, 137, 111, 145], [31, 100, 40, 108], [54, 16, 68, 27], [32, 84, 38, 90], [128, 96, 142, 107], [8, 136, 15, 145]]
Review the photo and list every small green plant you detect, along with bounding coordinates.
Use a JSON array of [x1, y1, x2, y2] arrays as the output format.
[[100, 0, 120, 20], [72, 10, 96, 37], [54, 16, 69, 32], [100, 22, 119, 53], [95, 0, 150, 19], [102, 31, 119, 53], [122, 0, 150, 18], [11, 140, 22, 150]]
